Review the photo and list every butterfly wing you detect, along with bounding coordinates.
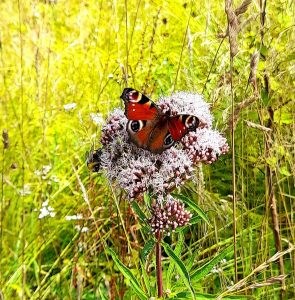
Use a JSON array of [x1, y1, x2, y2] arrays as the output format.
[[121, 88, 160, 120], [148, 115, 199, 154], [120, 88, 161, 150], [168, 115, 199, 141], [148, 118, 174, 153], [121, 88, 199, 154]]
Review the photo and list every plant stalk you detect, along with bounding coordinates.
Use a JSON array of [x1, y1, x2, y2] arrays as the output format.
[[156, 232, 163, 298]]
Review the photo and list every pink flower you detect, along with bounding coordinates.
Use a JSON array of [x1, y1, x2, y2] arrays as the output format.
[[93, 91, 228, 201], [149, 196, 192, 235]]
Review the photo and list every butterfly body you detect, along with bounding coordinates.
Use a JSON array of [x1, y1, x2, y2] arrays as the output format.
[[121, 88, 199, 154]]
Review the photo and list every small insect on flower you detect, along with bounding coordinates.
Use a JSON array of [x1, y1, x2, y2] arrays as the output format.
[[87, 148, 103, 172]]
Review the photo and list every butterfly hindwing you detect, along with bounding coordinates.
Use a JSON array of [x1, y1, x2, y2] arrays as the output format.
[[148, 119, 175, 154], [168, 115, 199, 141], [127, 119, 156, 149]]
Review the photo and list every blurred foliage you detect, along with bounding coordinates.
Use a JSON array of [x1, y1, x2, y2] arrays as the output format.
[[0, 0, 294, 299]]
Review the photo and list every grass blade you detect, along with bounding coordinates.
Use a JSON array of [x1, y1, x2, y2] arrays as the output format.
[[166, 231, 185, 289], [107, 247, 148, 300], [191, 244, 234, 281], [141, 239, 155, 262], [139, 260, 151, 296], [131, 201, 147, 224], [162, 241, 195, 299]]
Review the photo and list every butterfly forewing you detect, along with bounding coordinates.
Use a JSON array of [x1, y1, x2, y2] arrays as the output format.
[[121, 88, 161, 150], [120, 88, 160, 121]]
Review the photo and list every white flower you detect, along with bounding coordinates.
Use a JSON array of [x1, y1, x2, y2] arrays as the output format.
[[75, 225, 89, 233], [64, 103, 77, 111], [81, 226, 89, 233], [19, 184, 31, 196], [42, 200, 49, 207], [90, 113, 104, 125], [182, 128, 229, 164], [38, 200, 55, 219], [42, 165, 52, 174], [50, 175, 59, 183], [35, 165, 53, 180], [158, 91, 213, 126], [65, 214, 83, 221]]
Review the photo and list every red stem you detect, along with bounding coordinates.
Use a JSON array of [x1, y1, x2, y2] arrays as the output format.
[[156, 232, 163, 297]]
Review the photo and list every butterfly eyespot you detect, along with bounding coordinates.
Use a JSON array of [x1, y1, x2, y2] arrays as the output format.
[[164, 133, 174, 148], [128, 90, 142, 102], [185, 116, 199, 130], [128, 120, 145, 133]]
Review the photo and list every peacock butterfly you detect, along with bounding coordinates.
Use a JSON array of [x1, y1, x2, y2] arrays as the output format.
[[120, 88, 199, 154]]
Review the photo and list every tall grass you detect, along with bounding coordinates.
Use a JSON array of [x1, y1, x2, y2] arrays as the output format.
[[0, 0, 294, 299]]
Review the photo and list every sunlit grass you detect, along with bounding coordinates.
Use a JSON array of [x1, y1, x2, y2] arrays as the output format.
[[0, 0, 294, 299]]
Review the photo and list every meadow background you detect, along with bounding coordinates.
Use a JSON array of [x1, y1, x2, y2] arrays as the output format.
[[0, 0, 294, 299]]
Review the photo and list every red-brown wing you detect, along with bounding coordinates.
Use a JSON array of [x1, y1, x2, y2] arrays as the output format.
[[147, 120, 172, 154], [127, 120, 156, 150], [120, 88, 160, 121], [121, 88, 161, 150], [168, 115, 199, 141]]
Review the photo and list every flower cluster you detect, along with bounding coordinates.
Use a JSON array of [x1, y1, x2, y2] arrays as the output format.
[[37, 200, 55, 219], [96, 91, 228, 201], [149, 197, 192, 235], [89, 90, 229, 234], [182, 129, 229, 164]]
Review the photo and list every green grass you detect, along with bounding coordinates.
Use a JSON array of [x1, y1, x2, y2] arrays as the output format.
[[0, 0, 294, 299]]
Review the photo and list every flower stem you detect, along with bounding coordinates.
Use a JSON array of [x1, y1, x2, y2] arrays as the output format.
[[156, 232, 163, 298]]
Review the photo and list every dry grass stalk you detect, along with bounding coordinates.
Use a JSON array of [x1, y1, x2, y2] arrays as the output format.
[[2, 130, 9, 149], [227, 96, 257, 130], [235, 0, 252, 16], [216, 245, 295, 299], [225, 0, 239, 57], [224, 0, 252, 57], [249, 50, 260, 94], [245, 120, 272, 132]]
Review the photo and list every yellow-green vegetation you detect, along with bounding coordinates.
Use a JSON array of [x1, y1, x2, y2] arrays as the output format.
[[0, 0, 294, 299]]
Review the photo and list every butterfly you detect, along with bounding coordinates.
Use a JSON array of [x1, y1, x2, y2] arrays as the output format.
[[120, 88, 199, 154]]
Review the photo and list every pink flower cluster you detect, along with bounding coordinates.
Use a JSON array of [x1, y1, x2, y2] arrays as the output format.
[[149, 197, 192, 235], [98, 91, 228, 201]]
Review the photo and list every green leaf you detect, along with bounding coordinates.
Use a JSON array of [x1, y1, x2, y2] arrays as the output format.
[[261, 88, 269, 106], [166, 232, 185, 289], [107, 247, 148, 300], [173, 292, 254, 299], [141, 239, 155, 262], [279, 166, 291, 177], [260, 44, 268, 58], [143, 192, 151, 208], [189, 215, 202, 225], [187, 250, 199, 271], [139, 260, 151, 296], [191, 244, 234, 281], [173, 194, 210, 225], [162, 241, 195, 299], [131, 201, 147, 224], [98, 282, 109, 300]]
